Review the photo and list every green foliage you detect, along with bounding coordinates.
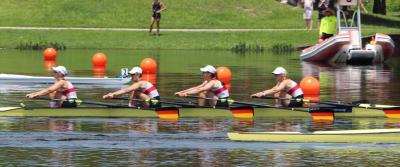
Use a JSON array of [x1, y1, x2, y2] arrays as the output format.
[[15, 40, 66, 50], [387, 0, 400, 12], [231, 42, 265, 53], [271, 43, 295, 53]]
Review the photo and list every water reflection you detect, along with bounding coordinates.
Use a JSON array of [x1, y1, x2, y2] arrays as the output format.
[[1, 117, 400, 166], [1, 49, 400, 165], [301, 62, 397, 104], [1, 117, 397, 134], [2, 145, 400, 166]]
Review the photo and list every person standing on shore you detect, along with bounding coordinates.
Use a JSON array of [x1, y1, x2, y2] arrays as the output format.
[[303, 0, 314, 30], [149, 0, 166, 36]]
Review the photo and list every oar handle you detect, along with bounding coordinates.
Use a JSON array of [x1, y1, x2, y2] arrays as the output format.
[[185, 95, 277, 108], [253, 96, 361, 107], [32, 96, 130, 108]]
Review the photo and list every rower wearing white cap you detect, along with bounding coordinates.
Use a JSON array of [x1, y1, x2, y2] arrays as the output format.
[[175, 65, 230, 107], [26, 66, 78, 108], [103, 66, 161, 108], [251, 67, 304, 107]]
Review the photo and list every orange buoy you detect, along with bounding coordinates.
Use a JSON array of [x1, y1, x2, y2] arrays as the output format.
[[216, 66, 232, 84], [92, 52, 107, 67], [43, 48, 57, 61], [142, 73, 157, 84], [140, 58, 157, 74], [43, 60, 57, 72], [300, 76, 320, 96]]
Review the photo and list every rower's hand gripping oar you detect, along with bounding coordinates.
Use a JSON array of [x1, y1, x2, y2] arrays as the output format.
[[112, 97, 189, 119], [112, 97, 200, 108]]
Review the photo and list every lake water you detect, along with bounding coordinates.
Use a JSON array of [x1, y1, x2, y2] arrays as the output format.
[[0, 49, 400, 166]]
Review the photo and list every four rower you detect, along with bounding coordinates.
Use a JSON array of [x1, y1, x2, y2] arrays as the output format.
[[175, 65, 230, 107], [251, 67, 304, 107], [26, 66, 78, 108], [25, 65, 307, 108], [102, 66, 161, 108]]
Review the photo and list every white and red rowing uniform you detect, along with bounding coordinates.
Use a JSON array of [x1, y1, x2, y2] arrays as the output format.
[[210, 79, 229, 98], [285, 80, 303, 98], [140, 82, 159, 98], [57, 80, 78, 99]]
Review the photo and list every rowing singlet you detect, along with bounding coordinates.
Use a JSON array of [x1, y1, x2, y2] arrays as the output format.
[[286, 80, 303, 97], [57, 80, 78, 99], [140, 82, 159, 98], [211, 80, 229, 98], [152, 2, 161, 12]]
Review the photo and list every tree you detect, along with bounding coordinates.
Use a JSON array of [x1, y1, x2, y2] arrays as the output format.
[[373, 0, 386, 15]]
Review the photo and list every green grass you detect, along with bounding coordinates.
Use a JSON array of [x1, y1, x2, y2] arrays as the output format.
[[0, 0, 313, 29], [1, 0, 399, 29], [0, 28, 399, 50], [0, 0, 399, 50], [0, 29, 314, 50]]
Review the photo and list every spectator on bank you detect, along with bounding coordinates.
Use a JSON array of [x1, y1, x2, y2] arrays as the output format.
[[149, 0, 166, 36], [319, 8, 337, 42], [302, 0, 314, 30], [316, 0, 328, 27]]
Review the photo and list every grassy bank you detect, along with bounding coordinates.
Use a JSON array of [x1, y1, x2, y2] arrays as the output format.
[[0, 0, 305, 29], [0, 29, 314, 50], [0, 0, 399, 50], [1, 0, 399, 29], [1, 28, 399, 50]]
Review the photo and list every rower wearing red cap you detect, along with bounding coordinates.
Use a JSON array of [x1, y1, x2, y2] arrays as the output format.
[[103, 66, 161, 108], [175, 65, 230, 107], [26, 66, 78, 108], [251, 67, 304, 107]]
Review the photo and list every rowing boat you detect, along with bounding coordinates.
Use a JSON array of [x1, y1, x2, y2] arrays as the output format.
[[0, 73, 130, 85], [227, 129, 400, 143], [0, 104, 398, 119]]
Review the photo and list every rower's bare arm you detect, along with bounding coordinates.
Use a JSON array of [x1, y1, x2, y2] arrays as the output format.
[[175, 81, 207, 96], [264, 82, 286, 95], [159, 3, 166, 12], [26, 81, 64, 98], [185, 81, 214, 95], [103, 83, 141, 99]]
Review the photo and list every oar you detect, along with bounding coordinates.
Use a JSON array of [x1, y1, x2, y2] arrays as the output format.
[[254, 96, 400, 119], [252, 96, 356, 107], [30, 97, 130, 108], [184, 95, 334, 120], [185, 95, 277, 108], [112, 97, 200, 108]]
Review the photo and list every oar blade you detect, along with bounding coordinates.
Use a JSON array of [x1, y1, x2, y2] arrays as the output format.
[[0, 107, 21, 112], [155, 107, 180, 120], [309, 107, 335, 121], [230, 106, 254, 119], [383, 107, 400, 119]]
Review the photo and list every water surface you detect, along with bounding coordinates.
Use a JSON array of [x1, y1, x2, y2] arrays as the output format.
[[0, 49, 400, 166]]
